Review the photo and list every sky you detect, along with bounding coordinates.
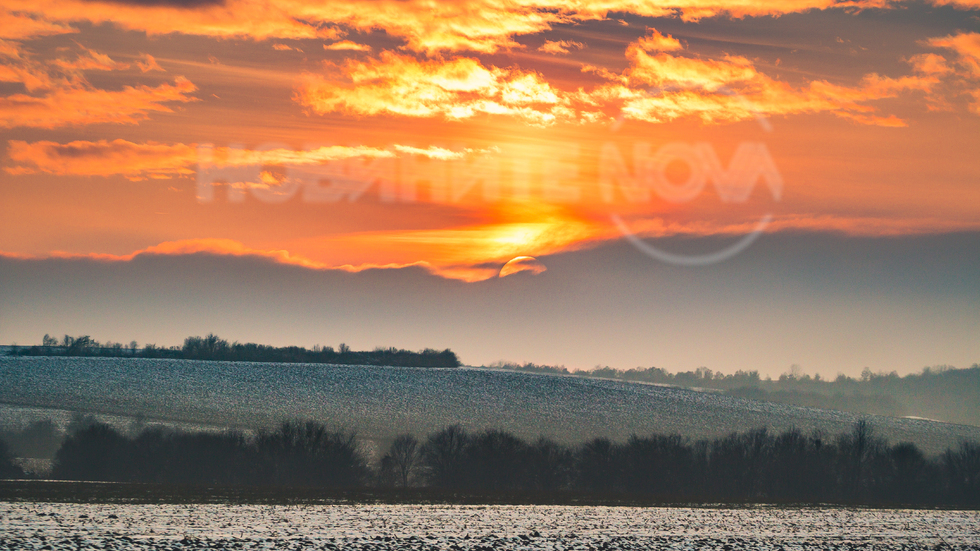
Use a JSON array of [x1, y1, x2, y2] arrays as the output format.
[[1, 0, 978, 377]]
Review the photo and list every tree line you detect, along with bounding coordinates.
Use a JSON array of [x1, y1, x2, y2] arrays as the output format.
[[2, 420, 978, 506], [489, 362, 980, 426], [9, 334, 461, 368]]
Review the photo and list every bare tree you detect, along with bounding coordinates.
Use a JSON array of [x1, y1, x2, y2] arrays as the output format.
[[383, 434, 420, 488], [837, 420, 881, 501], [421, 425, 469, 488]]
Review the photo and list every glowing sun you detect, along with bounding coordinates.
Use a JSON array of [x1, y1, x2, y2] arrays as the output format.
[[499, 256, 547, 278]]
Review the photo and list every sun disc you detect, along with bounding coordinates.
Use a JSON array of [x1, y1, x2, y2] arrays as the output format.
[[499, 256, 547, 277]]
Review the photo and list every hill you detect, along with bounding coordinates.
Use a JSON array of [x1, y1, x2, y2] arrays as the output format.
[[1, 356, 978, 455], [490, 362, 980, 426]]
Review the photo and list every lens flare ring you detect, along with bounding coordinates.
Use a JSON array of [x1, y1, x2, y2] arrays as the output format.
[[610, 85, 780, 267]]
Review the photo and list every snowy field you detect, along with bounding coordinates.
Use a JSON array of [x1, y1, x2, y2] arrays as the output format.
[[2, 502, 978, 550]]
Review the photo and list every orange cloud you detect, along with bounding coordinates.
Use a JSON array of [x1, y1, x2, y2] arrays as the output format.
[[311, 1, 563, 54], [0, 9, 76, 40], [0, 39, 134, 91], [621, 214, 980, 239], [0, 39, 56, 91], [137, 239, 326, 268], [0, 239, 328, 270], [5, 140, 197, 179], [324, 40, 371, 52], [0, 235, 534, 283], [928, 32, 980, 77], [925, 32, 980, 112], [590, 30, 940, 126], [0, 234, 549, 283], [0, 77, 198, 129], [3, 0, 948, 55], [0, 40, 197, 129], [633, 29, 683, 52], [909, 53, 951, 76], [928, 0, 980, 7], [135, 53, 165, 73], [297, 27, 948, 127], [4, 140, 485, 180], [200, 144, 477, 168], [349, 0, 957, 55], [625, 49, 757, 90], [538, 40, 585, 55], [296, 51, 571, 124], [50, 44, 130, 72], [1, 0, 344, 41]]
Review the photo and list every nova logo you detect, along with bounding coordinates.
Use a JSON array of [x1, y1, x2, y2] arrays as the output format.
[[599, 142, 783, 205], [601, 141, 784, 267], [602, 83, 784, 266]]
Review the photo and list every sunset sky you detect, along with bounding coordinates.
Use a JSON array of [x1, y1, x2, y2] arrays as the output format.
[[1, 0, 978, 376]]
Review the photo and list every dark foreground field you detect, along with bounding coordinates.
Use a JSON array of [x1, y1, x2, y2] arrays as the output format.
[[0, 480, 700, 506], [2, 480, 978, 509]]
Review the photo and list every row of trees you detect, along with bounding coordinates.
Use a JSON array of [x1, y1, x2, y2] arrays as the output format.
[[11, 334, 461, 368], [488, 361, 765, 388], [4, 420, 977, 506], [46, 421, 367, 487], [491, 361, 980, 392], [489, 362, 980, 425], [0, 439, 24, 479], [379, 422, 980, 505]]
